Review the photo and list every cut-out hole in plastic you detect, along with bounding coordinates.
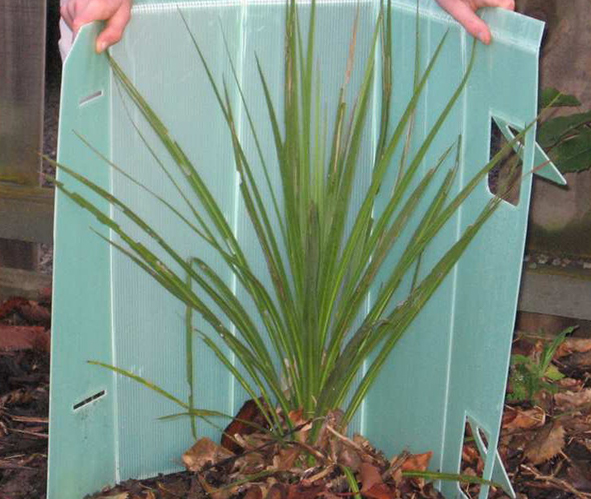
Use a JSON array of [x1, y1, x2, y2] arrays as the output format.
[[79, 90, 103, 106], [477, 427, 489, 451], [460, 419, 486, 498], [73, 390, 106, 411], [488, 119, 522, 206]]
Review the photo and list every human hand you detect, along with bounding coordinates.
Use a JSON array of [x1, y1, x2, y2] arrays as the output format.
[[435, 0, 515, 45], [60, 0, 132, 53]]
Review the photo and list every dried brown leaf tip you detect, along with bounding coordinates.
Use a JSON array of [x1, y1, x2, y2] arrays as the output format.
[[555, 337, 591, 358], [524, 421, 565, 465], [502, 406, 546, 432], [183, 437, 235, 472]]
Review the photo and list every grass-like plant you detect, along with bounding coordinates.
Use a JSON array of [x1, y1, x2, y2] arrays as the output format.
[[53, 0, 524, 441]]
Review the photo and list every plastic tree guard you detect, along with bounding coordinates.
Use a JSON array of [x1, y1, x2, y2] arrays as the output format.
[[48, 1, 564, 498]]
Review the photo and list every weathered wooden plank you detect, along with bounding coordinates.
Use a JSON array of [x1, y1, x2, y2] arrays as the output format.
[[0, 184, 54, 244], [518, 267, 591, 321], [0, 267, 52, 301]]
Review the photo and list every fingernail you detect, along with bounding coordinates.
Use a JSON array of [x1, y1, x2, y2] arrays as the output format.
[[477, 30, 490, 45], [97, 41, 108, 53]]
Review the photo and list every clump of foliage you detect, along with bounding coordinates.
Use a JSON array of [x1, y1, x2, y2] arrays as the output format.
[[538, 87, 591, 174], [52, 0, 523, 442], [508, 327, 575, 403]]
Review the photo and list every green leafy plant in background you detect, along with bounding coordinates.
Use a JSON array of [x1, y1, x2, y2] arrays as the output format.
[[508, 326, 575, 403], [538, 87, 591, 174], [51, 0, 526, 442]]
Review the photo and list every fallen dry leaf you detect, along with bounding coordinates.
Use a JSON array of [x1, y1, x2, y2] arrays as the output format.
[[338, 446, 362, 472], [524, 422, 565, 465], [0, 325, 49, 352], [266, 483, 287, 499], [400, 451, 432, 472], [243, 485, 263, 499], [221, 398, 268, 454], [359, 462, 383, 491], [182, 437, 234, 472], [554, 388, 591, 410], [502, 406, 546, 432], [0, 297, 29, 320], [287, 408, 304, 425], [561, 413, 591, 434], [461, 445, 480, 467], [568, 351, 591, 369], [363, 483, 394, 499], [197, 474, 233, 499], [352, 433, 374, 459], [314, 410, 344, 455], [567, 463, 591, 492], [302, 465, 334, 485], [18, 301, 51, 324], [156, 477, 189, 498], [557, 377, 583, 390], [555, 337, 591, 358], [318, 493, 341, 499], [286, 483, 324, 499], [388, 451, 410, 482], [287, 408, 312, 442], [272, 446, 300, 471], [400, 451, 433, 488], [0, 297, 51, 324], [233, 450, 266, 474]]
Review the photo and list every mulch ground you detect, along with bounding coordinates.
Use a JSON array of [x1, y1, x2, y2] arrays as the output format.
[[0, 296, 51, 499], [0, 292, 590, 499]]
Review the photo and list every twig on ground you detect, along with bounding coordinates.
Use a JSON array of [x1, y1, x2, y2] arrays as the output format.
[[521, 464, 591, 498], [8, 428, 48, 439], [10, 415, 49, 424]]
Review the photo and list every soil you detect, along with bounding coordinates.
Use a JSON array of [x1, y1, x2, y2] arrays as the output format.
[[0, 297, 50, 499], [0, 350, 49, 499]]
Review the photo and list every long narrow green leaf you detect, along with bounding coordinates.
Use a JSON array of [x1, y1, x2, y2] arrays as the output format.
[[320, 144, 455, 386], [316, 30, 456, 352], [88, 361, 189, 409], [54, 170, 289, 415], [341, 198, 502, 420]]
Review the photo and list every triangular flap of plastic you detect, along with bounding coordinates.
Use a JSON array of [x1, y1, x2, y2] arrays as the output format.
[[493, 116, 566, 186]]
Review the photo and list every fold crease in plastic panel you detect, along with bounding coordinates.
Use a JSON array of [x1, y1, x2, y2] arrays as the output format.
[[48, 1, 558, 497]]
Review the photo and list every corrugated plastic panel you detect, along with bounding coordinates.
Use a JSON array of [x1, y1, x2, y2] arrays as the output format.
[[49, 2, 557, 498]]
